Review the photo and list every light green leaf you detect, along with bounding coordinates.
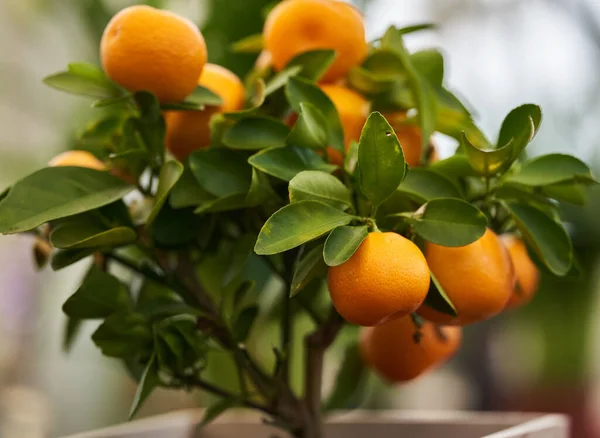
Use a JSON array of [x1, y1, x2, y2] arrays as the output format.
[[358, 112, 406, 207], [248, 146, 337, 181], [287, 102, 329, 149], [44, 63, 124, 100], [147, 160, 184, 227], [289, 170, 352, 209], [397, 168, 463, 202], [264, 65, 303, 96], [461, 132, 513, 177], [505, 154, 596, 187], [255, 201, 354, 255], [0, 167, 133, 234], [161, 85, 223, 111], [323, 226, 368, 267], [223, 116, 289, 150], [497, 104, 542, 155], [288, 49, 336, 82], [50, 224, 136, 250], [230, 33, 263, 53], [411, 49, 444, 87]]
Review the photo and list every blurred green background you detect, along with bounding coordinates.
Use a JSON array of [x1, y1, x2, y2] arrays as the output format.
[[1, 0, 600, 437]]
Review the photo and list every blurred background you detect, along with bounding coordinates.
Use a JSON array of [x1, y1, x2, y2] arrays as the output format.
[[1, 0, 600, 437]]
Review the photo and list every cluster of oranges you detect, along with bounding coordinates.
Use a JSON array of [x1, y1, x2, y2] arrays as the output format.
[[329, 228, 539, 383], [47, 1, 540, 386]]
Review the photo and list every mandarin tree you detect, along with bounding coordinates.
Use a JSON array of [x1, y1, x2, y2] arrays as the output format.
[[0, 2, 596, 438]]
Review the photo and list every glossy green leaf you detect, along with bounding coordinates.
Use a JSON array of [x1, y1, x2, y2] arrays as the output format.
[[248, 146, 337, 181], [50, 224, 136, 249], [190, 149, 252, 197], [146, 161, 184, 227], [290, 244, 326, 297], [411, 198, 487, 247], [285, 77, 345, 152], [323, 342, 368, 411], [62, 265, 132, 319], [505, 202, 573, 276], [162, 85, 223, 111], [289, 170, 352, 209], [358, 112, 406, 207], [264, 65, 303, 96], [506, 154, 596, 187], [288, 49, 336, 82], [323, 225, 368, 267], [230, 33, 263, 53], [0, 167, 133, 234], [497, 104, 542, 155], [255, 201, 354, 255], [423, 272, 457, 316], [397, 168, 463, 202], [287, 102, 329, 149], [129, 355, 160, 420], [223, 79, 266, 120], [223, 117, 290, 150], [233, 306, 259, 342], [461, 132, 513, 177]]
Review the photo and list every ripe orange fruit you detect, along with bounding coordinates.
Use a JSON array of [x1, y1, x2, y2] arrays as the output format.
[[501, 235, 540, 308], [49, 151, 106, 171], [328, 232, 430, 326], [263, 0, 368, 83], [100, 5, 207, 103], [165, 63, 245, 160], [359, 315, 461, 382], [419, 228, 514, 325], [321, 84, 369, 165], [382, 112, 423, 167]]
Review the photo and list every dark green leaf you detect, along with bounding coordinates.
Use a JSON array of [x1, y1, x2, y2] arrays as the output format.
[[505, 202, 572, 276], [287, 102, 329, 149], [288, 170, 352, 209], [50, 224, 136, 250], [358, 112, 406, 207], [397, 23, 436, 35], [92, 312, 152, 358], [542, 183, 587, 205], [169, 165, 214, 209], [189, 149, 252, 197], [286, 77, 345, 152], [146, 160, 184, 227], [129, 355, 160, 419], [233, 306, 259, 342], [423, 272, 457, 316], [288, 50, 336, 82], [323, 342, 368, 411], [505, 154, 596, 187], [0, 167, 133, 234], [411, 198, 487, 247], [230, 33, 263, 53], [63, 265, 132, 319], [223, 117, 289, 150], [246, 169, 278, 206], [248, 146, 337, 181], [63, 317, 83, 352], [194, 193, 249, 214], [255, 201, 354, 255], [222, 234, 257, 287], [133, 92, 166, 164], [51, 248, 95, 271], [152, 204, 201, 248], [323, 226, 368, 267], [396, 168, 463, 202], [290, 244, 326, 297], [200, 397, 240, 427]]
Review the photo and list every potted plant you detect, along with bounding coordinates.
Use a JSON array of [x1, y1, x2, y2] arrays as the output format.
[[0, 1, 594, 437]]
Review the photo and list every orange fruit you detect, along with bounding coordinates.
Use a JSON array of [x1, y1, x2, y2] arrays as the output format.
[[321, 84, 369, 166], [501, 235, 540, 308], [49, 151, 106, 171], [263, 0, 368, 83], [419, 228, 514, 326], [328, 232, 430, 326], [165, 63, 245, 160], [359, 315, 462, 382], [382, 112, 423, 167], [100, 5, 207, 103]]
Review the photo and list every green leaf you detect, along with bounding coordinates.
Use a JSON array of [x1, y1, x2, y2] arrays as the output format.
[[397, 23, 436, 35], [233, 306, 259, 342], [44, 63, 124, 100], [63, 317, 83, 352], [461, 132, 513, 177], [222, 235, 257, 288], [246, 169, 278, 206], [133, 92, 166, 164], [497, 104, 542, 154], [287, 49, 336, 82], [248, 146, 337, 181], [223, 117, 289, 150], [224, 79, 266, 120], [189, 149, 252, 197], [92, 312, 152, 358], [411, 198, 487, 247], [264, 65, 303, 96], [505, 154, 596, 187], [63, 265, 132, 319], [194, 193, 248, 214], [290, 244, 326, 297], [146, 161, 184, 227], [429, 154, 479, 178], [230, 33, 263, 53], [505, 202, 573, 276], [424, 272, 457, 316], [51, 248, 95, 271], [154, 315, 208, 375], [169, 165, 214, 209], [255, 201, 354, 255], [161, 85, 223, 111], [50, 224, 136, 250], [152, 204, 202, 248], [0, 167, 133, 234], [411, 49, 444, 87], [288, 170, 352, 209], [542, 183, 587, 205], [129, 355, 160, 420], [287, 102, 329, 150], [323, 342, 368, 411], [286, 77, 345, 152], [396, 168, 463, 202], [323, 226, 368, 267], [200, 397, 240, 427], [358, 112, 406, 207]]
